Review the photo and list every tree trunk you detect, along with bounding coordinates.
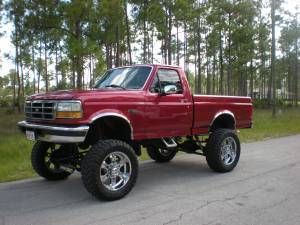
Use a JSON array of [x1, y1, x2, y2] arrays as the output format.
[[151, 30, 154, 63], [14, 22, 21, 112], [124, 0, 132, 65], [38, 38, 42, 93], [44, 37, 48, 92], [89, 54, 93, 88], [176, 21, 180, 65], [219, 30, 224, 95], [71, 56, 76, 88], [183, 21, 188, 74], [147, 25, 151, 63], [295, 19, 298, 106], [227, 13, 232, 96], [167, 6, 172, 65], [197, 48, 201, 94], [16, 45, 21, 112], [20, 52, 24, 97], [75, 56, 83, 89], [105, 44, 112, 69], [261, 49, 266, 99], [59, 46, 66, 88], [116, 24, 120, 67], [212, 53, 216, 95], [244, 68, 248, 96], [55, 43, 59, 89], [19, 50, 24, 98], [250, 58, 254, 98], [12, 68, 16, 111], [143, 1, 148, 63], [271, 0, 276, 116], [197, 18, 201, 94], [14, 45, 19, 111], [206, 58, 210, 95], [194, 41, 198, 94], [75, 20, 83, 89], [32, 45, 36, 93], [287, 54, 292, 101]]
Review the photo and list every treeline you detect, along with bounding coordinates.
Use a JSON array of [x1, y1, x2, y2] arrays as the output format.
[[0, 0, 299, 110]]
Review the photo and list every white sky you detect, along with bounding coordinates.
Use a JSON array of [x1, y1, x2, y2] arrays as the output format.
[[0, 0, 299, 77]]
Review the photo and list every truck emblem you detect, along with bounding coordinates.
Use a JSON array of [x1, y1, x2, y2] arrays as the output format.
[[128, 109, 139, 115]]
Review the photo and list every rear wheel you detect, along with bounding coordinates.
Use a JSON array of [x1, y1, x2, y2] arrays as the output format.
[[81, 139, 138, 200], [146, 146, 177, 163], [31, 142, 77, 180], [206, 129, 240, 173]]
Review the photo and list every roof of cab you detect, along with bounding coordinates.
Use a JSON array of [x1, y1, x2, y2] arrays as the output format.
[[139, 64, 181, 68], [112, 64, 181, 70]]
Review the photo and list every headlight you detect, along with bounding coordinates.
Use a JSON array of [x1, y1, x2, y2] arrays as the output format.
[[56, 101, 82, 119]]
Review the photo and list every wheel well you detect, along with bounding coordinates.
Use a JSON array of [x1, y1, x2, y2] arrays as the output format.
[[85, 116, 132, 146], [210, 114, 235, 132]]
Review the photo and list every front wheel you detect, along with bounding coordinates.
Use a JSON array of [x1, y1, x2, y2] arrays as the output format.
[[81, 139, 138, 201], [206, 129, 240, 173], [146, 146, 177, 163]]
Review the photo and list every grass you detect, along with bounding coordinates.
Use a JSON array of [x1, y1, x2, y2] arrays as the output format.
[[239, 108, 300, 142], [0, 108, 300, 182], [0, 110, 35, 182]]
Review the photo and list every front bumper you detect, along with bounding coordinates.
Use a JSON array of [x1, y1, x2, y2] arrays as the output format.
[[17, 121, 89, 143]]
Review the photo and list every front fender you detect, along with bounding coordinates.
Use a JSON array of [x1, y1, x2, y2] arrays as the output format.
[[88, 109, 133, 139]]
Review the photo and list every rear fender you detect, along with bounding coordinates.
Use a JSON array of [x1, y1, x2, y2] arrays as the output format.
[[210, 110, 236, 132]]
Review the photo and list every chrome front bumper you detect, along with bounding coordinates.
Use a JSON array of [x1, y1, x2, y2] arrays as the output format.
[[17, 121, 89, 143]]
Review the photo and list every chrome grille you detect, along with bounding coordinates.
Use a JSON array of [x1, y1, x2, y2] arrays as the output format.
[[25, 101, 56, 120]]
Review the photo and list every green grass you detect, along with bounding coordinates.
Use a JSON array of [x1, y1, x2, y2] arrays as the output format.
[[239, 108, 300, 142], [0, 108, 300, 183], [0, 110, 35, 182]]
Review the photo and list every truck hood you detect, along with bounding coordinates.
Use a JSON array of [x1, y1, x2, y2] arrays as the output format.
[[28, 89, 142, 101], [29, 90, 81, 100]]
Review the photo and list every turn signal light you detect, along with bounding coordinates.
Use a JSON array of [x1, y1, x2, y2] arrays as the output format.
[[56, 111, 82, 119]]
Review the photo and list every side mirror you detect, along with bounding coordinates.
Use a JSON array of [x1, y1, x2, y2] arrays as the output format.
[[163, 85, 178, 95]]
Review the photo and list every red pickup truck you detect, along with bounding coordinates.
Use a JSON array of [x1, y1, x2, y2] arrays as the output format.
[[18, 64, 253, 200]]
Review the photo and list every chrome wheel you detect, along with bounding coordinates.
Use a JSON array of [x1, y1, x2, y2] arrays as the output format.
[[220, 137, 237, 166], [100, 151, 132, 191], [82, 140, 138, 200], [206, 129, 241, 172]]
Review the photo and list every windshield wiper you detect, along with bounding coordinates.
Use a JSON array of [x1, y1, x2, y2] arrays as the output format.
[[104, 84, 127, 90]]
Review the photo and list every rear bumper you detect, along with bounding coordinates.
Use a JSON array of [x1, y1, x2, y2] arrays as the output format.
[[17, 121, 89, 143]]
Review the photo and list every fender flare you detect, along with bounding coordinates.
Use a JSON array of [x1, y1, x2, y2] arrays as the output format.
[[210, 110, 236, 130], [89, 111, 133, 140]]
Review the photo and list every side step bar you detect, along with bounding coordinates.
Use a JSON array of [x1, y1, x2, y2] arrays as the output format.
[[161, 137, 177, 148]]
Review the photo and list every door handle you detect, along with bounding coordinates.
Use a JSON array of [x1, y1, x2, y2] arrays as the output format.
[[181, 99, 188, 103]]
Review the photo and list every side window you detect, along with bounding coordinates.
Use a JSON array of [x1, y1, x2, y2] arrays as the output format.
[[150, 69, 183, 94], [150, 76, 160, 93]]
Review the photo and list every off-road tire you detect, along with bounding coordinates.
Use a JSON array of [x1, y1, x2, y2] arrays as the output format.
[[206, 129, 240, 173], [31, 142, 73, 180], [146, 146, 177, 163], [81, 139, 138, 201]]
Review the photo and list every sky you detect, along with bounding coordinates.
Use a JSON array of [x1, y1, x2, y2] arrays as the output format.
[[0, 0, 299, 78]]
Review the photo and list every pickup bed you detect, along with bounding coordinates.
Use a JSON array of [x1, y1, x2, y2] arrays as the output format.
[[18, 64, 252, 200]]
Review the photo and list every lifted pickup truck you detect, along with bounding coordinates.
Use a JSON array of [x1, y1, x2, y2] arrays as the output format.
[[18, 64, 252, 200]]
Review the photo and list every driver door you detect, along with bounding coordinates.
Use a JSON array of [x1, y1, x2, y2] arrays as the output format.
[[144, 68, 193, 139]]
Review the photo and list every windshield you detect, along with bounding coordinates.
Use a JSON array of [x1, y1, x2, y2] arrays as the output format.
[[94, 66, 152, 90]]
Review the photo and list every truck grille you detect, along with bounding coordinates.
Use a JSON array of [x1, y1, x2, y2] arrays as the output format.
[[25, 101, 56, 120]]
